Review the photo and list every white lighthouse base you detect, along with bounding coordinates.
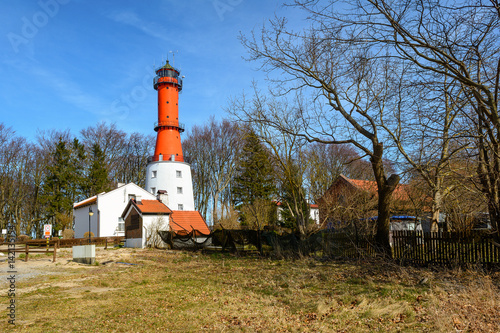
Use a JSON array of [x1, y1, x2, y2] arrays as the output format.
[[145, 160, 195, 211]]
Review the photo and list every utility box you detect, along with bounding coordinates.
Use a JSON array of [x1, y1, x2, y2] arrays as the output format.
[[72, 245, 95, 265]]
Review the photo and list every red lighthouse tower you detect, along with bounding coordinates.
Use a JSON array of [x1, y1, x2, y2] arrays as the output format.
[[145, 60, 195, 211], [152, 60, 184, 162]]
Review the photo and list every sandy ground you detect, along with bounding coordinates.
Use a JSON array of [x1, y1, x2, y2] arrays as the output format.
[[0, 246, 136, 289]]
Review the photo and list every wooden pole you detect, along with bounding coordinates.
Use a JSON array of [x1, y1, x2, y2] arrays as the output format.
[[52, 242, 57, 262], [25, 244, 29, 262]]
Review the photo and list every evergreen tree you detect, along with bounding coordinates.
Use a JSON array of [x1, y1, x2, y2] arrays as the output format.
[[42, 137, 85, 233], [232, 131, 276, 206], [232, 131, 277, 228], [85, 143, 111, 197]]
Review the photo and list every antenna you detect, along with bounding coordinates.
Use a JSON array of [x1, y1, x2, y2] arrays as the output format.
[[169, 50, 179, 66]]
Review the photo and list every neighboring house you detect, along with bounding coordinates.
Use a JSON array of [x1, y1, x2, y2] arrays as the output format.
[[317, 174, 416, 228], [73, 183, 156, 238], [275, 202, 320, 225]]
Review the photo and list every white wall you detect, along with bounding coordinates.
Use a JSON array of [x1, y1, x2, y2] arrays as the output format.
[[310, 207, 320, 225], [74, 203, 98, 238], [73, 183, 156, 238], [141, 214, 170, 248], [145, 161, 195, 211]]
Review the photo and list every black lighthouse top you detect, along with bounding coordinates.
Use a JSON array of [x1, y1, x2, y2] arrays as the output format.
[[154, 60, 182, 91]]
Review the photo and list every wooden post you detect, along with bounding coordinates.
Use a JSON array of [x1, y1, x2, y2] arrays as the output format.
[[105, 238, 108, 250], [52, 242, 57, 262], [25, 244, 29, 262]]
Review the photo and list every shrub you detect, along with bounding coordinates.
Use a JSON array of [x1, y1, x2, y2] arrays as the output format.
[[0, 237, 4, 244], [83, 231, 95, 239], [18, 235, 30, 242], [62, 229, 75, 239]]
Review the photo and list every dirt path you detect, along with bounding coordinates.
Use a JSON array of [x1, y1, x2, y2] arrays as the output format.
[[0, 247, 137, 288]]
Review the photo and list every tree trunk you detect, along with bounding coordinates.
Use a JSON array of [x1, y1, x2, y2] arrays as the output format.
[[431, 190, 442, 232], [371, 143, 400, 258]]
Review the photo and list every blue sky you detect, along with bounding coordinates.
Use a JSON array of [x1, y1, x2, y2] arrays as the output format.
[[1, 0, 302, 142]]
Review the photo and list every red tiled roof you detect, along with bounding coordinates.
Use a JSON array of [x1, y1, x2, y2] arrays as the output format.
[[135, 200, 173, 214], [342, 175, 410, 201], [74, 196, 97, 209], [170, 210, 210, 235]]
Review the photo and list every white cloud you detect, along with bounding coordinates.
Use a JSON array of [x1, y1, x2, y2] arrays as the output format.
[[107, 10, 172, 42]]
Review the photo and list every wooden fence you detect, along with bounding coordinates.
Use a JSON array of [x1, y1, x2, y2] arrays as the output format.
[[0, 237, 124, 249], [392, 230, 500, 268], [24, 237, 125, 249], [0, 240, 58, 262]]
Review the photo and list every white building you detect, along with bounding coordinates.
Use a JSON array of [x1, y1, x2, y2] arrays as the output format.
[[145, 156, 195, 211], [276, 202, 321, 225], [73, 183, 156, 238]]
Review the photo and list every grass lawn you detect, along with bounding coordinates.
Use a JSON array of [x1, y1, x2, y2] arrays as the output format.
[[1, 248, 499, 332]]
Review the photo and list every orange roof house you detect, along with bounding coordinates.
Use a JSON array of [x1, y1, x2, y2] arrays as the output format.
[[121, 198, 211, 247], [121, 199, 173, 248], [317, 175, 417, 227]]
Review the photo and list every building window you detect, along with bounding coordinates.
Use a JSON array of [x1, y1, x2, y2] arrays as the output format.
[[128, 194, 136, 201], [151, 187, 156, 195], [152, 170, 157, 178], [117, 218, 125, 231], [178, 204, 183, 210], [177, 187, 183, 194], [176, 170, 182, 178]]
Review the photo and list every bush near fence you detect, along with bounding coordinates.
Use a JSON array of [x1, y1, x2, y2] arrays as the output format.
[[159, 228, 500, 268]]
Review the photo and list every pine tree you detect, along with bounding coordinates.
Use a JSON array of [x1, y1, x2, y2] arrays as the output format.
[[42, 137, 85, 233], [232, 131, 277, 229], [85, 143, 111, 197], [232, 131, 276, 207]]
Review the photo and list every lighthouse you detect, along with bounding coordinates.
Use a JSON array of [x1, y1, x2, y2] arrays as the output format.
[[145, 60, 195, 211]]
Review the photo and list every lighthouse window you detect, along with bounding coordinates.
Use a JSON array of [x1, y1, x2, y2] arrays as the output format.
[[176, 170, 182, 178], [177, 187, 183, 194], [152, 171, 157, 178], [178, 204, 184, 211]]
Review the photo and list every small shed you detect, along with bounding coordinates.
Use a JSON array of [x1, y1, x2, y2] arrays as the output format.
[[122, 199, 172, 248]]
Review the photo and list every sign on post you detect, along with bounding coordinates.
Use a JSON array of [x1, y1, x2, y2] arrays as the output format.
[[43, 224, 52, 238]]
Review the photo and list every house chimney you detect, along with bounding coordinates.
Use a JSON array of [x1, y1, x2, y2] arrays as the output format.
[[156, 190, 169, 205]]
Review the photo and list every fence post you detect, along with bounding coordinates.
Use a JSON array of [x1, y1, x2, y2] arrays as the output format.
[[53, 242, 57, 262], [105, 238, 108, 250], [25, 244, 29, 262]]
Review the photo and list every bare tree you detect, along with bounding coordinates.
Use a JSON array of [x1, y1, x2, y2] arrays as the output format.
[[239, 23, 401, 255], [291, 0, 500, 236], [80, 122, 126, 182], [183, 117, 243, 225], [305, 142, 373, 202], [230, 94, 314, 237], [381, 66, 470, 231]]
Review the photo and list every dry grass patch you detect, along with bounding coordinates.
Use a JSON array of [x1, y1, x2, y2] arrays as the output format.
[[0, 248, 499, 332]]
